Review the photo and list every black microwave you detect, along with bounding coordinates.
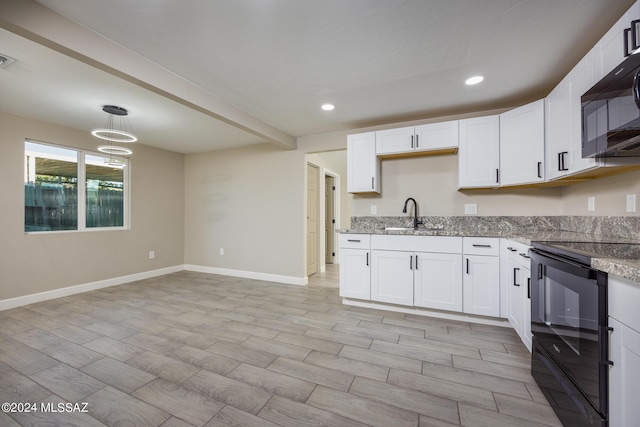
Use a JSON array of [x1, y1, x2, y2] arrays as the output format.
[[582, 52, 640, 158]]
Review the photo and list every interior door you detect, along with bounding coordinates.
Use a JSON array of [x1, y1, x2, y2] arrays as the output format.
[[307, 163, 319, 276], [325, 175, 335, 264]]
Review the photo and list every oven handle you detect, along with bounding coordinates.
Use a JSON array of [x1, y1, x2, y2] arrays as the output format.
[[529, 249, 596, 280]]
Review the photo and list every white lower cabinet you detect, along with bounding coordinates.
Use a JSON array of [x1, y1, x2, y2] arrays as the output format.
[[371, 250, 414, 305], [339, 234, 371, 300], [463, 255, 500, 317], [462, 237, 500, 317], [414, 252, 463, 312], [608, 317, 640, 427], [503, 240, 532, 351], [521, 265, 532, 351], [370, 235, 463, 309], [608, 274, 640, 427]]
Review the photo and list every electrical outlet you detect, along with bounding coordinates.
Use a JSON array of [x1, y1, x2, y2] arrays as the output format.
[[220, 248, 224, 255], [588, 196, 595, 212], [464, 204, 478, 215], [627, 194, 636, 213], [149, 251, 155, 260], [370, 205, 377, 215]]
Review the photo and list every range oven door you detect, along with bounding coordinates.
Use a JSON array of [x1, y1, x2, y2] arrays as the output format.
[[529, 248, 608, 417]]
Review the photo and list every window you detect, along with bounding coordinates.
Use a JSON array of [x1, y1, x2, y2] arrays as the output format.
[[24, 141, 129, 232]]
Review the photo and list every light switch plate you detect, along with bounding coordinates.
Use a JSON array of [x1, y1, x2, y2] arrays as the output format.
[[464, 204, 478, 215], [627, 194, 636, 213], [371, 205, 377, 215], [588, 196, 595, 212], [149, 251, 155, 259]]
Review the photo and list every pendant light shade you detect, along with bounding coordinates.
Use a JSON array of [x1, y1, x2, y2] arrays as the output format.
[[92, 105, 137, 156]]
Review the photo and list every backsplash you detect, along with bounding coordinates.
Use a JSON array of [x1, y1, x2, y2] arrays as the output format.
[[350, 215, 640, 240], [560, 216, 640, 240]]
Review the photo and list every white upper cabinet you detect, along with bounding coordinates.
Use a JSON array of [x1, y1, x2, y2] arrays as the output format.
[[545, 52, 600, 180], [347, 132, 380, 193], [594, 2, 640, 81], [545, 79, 571, 180], [499, 99, 545, 186], [458, 115, 500, 188], [414, 121, 459, 152], [375, 121, 458, 156], [567, 52, 598, 174], [375, 126, 415, 155]]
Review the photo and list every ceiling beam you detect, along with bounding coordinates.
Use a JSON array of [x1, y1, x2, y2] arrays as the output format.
[[0, 0, 297, 150]]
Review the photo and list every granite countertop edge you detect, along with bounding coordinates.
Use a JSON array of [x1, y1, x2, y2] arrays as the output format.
[[338, 228, 640, 283]]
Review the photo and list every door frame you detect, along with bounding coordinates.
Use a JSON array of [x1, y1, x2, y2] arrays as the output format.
[[324, 169, 340, 268], [306, 163, 320, 277]]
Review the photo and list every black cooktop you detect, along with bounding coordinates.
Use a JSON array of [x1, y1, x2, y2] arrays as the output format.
[[532, 240, 640, 265]]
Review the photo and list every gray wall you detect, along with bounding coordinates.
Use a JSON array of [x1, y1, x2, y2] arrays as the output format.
[[0, 111, 185, 300]]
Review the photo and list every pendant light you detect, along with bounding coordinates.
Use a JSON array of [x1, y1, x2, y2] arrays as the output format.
[[92, 105, 137, 156]]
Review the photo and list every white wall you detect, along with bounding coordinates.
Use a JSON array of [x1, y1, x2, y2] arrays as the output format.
[[184, 143, 307, 282], [560, 169, 640, 216]]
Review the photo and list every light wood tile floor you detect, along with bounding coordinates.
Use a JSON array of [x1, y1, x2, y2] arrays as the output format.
[[0, 269, 563, 427]]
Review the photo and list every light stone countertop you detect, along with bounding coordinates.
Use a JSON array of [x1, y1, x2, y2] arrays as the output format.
[[338, 228, 640, 283]]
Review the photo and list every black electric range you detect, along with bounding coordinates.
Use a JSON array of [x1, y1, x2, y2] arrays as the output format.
[[528, 239, 640, 427]]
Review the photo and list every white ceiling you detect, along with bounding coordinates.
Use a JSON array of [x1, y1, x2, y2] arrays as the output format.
[[0, 0, 635, 153]]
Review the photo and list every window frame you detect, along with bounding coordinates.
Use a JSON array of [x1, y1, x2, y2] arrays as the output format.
[[24, 139, 131, 234]]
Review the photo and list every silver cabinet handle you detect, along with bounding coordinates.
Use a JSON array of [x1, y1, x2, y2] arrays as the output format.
[[347, 239, 361, 242], [472, 244, 491, 248]]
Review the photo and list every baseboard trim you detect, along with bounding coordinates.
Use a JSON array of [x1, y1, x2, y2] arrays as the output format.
[[184, 264, 308, 286], [343, 298, 511, 327], [0, 265, 183, 311]]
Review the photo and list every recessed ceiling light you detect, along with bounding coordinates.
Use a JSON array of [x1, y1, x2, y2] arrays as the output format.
[[465, 75, 484, 85], [321, 104, 335, 111]]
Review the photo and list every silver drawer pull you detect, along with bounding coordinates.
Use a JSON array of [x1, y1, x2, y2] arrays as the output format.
[[347, 239, 361, 243], [472, 244, 492, 248]]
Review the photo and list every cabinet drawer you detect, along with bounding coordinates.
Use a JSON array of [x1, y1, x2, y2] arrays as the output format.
[[339, 234, 370, 249], [503, 240, 531, 262], [463, 237, 500, 256], [371, 235, 462, 253]]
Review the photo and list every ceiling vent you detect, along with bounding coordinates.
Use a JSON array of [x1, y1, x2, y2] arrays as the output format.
[[0, 54, 16, 69]]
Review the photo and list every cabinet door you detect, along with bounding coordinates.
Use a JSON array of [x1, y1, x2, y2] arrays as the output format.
[[594, 2, 640, 80], [371, 250, 414, 305], [414, 121, 458, 152], [339, 248, 370, 300], [375, 126, 415, 155], [347, 132, 380, 193], [567, 52, 599, 174], [545, 81, 571, 180], [458, 115, 500, 188], [414, 252, 462, 312], [609, 317, 640, 427], [499, 100, 545, 186], [595, 12, 630, 80], [463, 255, 500, 317], [507, 253, 524, 337], [522, 266, 532, 352]]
